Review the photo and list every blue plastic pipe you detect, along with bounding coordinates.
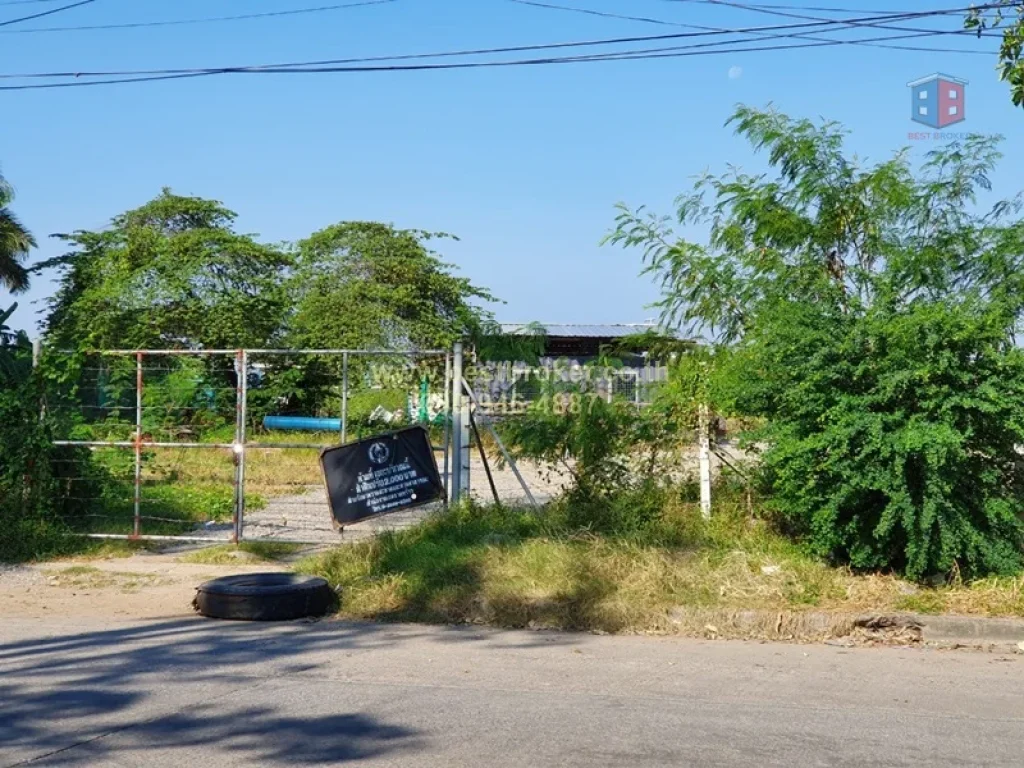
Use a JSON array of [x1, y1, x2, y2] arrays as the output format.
[[263, 416, 341, 432]]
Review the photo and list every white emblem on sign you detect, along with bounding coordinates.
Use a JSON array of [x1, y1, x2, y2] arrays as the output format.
[[368, 441, 390, 465]]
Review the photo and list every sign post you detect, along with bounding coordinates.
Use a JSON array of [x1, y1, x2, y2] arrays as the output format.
[[320, 426, 444, 529]]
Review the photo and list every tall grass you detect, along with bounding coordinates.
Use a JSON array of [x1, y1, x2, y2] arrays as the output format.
[[298, 483, 1024, 633]]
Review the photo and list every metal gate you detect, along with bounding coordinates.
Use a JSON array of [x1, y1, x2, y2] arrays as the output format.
[[46, 348, 452, 543]]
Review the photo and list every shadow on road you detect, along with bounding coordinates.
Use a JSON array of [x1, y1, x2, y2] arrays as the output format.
[[0, 614, 570, 766], [0, 618, 421, 765]]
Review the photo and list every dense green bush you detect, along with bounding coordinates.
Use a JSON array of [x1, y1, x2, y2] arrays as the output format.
[[610, 106, 1024, 580], [2, 344, 143, 558], [726, 299, 1024, 579], [0, 370, 73, 562]]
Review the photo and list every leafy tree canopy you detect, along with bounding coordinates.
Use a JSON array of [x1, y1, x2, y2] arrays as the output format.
[[0, 302, 31, 386], [966, 1, 1024, 108], [0, 168, 36, 294], [42, 189, 291, 351], [609, 106, 1024, 579], [288, 221, 496, 350], [609, 106, 1024, 343]]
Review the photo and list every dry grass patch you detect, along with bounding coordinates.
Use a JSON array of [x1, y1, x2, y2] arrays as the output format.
[[297, 502, 1024, 634], [45, 565, 164, 592], [178, 541, 304, 565], [145, 441, 322, 505]]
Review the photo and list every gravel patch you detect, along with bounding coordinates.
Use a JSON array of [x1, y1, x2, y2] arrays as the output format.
[[0, 564, 47, 589], [195, 458, 571, 544]]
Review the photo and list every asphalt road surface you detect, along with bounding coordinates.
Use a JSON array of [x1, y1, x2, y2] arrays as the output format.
[[1, 617, 1022, 767]]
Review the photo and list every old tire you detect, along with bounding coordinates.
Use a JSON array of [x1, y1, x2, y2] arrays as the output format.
[[192, 572, 336, 621]]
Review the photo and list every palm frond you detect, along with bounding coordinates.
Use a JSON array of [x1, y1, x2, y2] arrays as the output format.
[[0, 206, 36, 293]]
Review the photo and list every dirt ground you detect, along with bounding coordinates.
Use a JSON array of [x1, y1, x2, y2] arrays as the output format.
[[0, 457, 570, 621], [209, 456, 571, 544], [0, 446, 741, 621], [0, 549, 309, 621], [231, 447, 737, 544]]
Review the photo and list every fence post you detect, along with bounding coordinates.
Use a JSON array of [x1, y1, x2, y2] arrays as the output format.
[[459, 360, 471, 499], [443, 350, 452, 501], [341, 351, 349, 444], [32, 339, 44, 423], [133, 352, 143, 538], [237, 350, 249, 543], [698, 403, 712, 520], [451, 342, 464, 503], [232, 350, 244, 544]]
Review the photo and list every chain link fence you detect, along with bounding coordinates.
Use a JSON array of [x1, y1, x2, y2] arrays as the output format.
[[43, 348, 451, 543], [41, 346, 713, 542]]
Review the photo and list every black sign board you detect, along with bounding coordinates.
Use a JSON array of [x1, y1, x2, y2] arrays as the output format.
[[320, 426, 444, 529]]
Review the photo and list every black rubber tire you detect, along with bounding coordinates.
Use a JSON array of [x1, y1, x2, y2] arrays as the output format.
[[192, 572, 336, 621]]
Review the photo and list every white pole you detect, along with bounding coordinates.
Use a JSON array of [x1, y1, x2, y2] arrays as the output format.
[[236, 350, 248, 543], [451, 342, 464, 503], [443, 351, 452, 502], [341, 351, 349, 444], [698, 403, 712, 520], [33, 339, 44, 422], [460, 396, 471, 499]]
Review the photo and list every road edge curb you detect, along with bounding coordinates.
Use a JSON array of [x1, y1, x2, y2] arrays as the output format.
[[666, 607, 1024, 649]]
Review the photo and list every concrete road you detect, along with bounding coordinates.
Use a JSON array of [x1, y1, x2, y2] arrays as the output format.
[[1, 617, 1022, 767]]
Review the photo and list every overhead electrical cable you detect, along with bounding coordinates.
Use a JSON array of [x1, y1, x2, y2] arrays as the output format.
[[654, 0, 1006, 37], [662, 1, 912, 12], [0, 0, 72, 6], [0, 3, 1004, 91], [0, 0, 396, 34], [505, 0, 996, 53], [0, 29, 1000, 91], [0, 3, 1000, 80], [0, 0, 92, 27]]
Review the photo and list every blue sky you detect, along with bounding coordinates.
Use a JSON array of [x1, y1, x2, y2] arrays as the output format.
[[2, 0, 1021, 335]]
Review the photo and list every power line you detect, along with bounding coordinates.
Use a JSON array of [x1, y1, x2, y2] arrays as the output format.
[[0, 0, 68, 6], [0, 0, 92, 26], [654, 0, 975, 12], [729, 0, 1014, 14], [656, 0, 1009, 37], [678, 1, 912, 11], [0, 27, 999, 91], [508, 0, 700, 27], [565, 28, 993, 60], [0, 0, 397, 34], [2, 42, 859, 92], [509, 0, 909, 23], [506, 0, 996, 52], [0, 3, 1003, 92], [0, 3, 1000, 81]]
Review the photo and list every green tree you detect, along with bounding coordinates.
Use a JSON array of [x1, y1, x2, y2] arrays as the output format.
[[42, 189, 291, 351], [966, 1, 1024, 107], [0, 229, 80, 561], [288, 222, 495, 350], [0, 169, 35, 294], [0, 302, 31, 386], [608, 106, 1024, 580]]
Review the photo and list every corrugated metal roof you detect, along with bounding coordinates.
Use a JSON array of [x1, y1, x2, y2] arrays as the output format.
[[499, 323, 687, 339]]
